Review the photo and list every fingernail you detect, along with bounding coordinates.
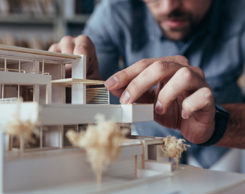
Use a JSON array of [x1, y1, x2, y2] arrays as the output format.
[[181, 109, 189, 119], [155, 101, 163, 114], [105, 76, 118, 88], [120, 91, 130, 104]]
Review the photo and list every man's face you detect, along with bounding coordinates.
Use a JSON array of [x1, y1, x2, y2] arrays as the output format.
[[146, 0, 212, 41]]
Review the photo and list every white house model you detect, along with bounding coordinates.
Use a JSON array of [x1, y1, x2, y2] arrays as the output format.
[[0, 44, 157, 192]]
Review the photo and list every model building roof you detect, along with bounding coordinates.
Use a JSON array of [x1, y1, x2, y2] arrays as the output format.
[[0, 44, 81, 64]]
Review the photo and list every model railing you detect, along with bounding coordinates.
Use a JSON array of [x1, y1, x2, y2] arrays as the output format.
[[0, 97, 19, 103], [0, 56, 51, 75], [0, 67, 26, 73]]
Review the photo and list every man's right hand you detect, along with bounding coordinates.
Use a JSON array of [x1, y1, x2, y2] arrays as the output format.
[[49, 35, 102, 80], [105, 56, 216, 144]]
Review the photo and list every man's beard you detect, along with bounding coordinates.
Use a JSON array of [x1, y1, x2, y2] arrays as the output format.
[[156, 9, 199, 41]]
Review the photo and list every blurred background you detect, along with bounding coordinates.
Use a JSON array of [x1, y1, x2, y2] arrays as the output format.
[[0, 0, 99, 50]]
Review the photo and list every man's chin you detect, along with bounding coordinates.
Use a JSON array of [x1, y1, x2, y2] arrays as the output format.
[[162, 29, 190, 42]]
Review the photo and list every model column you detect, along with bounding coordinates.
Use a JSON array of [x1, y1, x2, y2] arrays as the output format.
[[71, 55, 86, 104]]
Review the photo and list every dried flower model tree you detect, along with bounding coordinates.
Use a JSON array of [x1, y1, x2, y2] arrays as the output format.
[[67, 114, 128, 183], [161, 136, 190, 166]]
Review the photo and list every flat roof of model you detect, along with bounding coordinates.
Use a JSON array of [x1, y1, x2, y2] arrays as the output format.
[[0, 44, 82, 64]]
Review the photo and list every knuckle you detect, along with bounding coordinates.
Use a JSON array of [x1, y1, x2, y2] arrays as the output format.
[[175, 55, 190, 66], [75, 44, 89, 53], [192, 66, 205, 80], [202, 87, 213, 101], [135, 58, 152, 70], [75, 35, 95, 53], [202, 87, 212, 95], [76, 35, 92, 44], [138, 58, 150, 64], [48, 43, 58, 51], [60, 35, 74, 44], [203, 99, 211, 108], [152, 61, 169, 73], [118, 69, 130, 80], [179, 67, 192, 82]]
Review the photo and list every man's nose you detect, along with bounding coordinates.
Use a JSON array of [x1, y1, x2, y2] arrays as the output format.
[[160, 0, 181, 14]]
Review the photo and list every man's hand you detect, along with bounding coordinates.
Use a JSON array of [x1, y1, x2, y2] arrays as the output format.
[[49, 35, 102, 80], [105, 56, 215, 144]]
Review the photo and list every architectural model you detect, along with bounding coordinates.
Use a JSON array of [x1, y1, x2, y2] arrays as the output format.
[[0, 44, 160, 192], [0, 44, 245, 194]]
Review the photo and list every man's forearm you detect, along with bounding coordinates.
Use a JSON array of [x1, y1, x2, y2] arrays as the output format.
[[217, 104, 245, 148]]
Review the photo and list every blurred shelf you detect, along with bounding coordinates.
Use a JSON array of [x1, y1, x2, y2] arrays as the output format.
[[0, 14, 91, 25], [0, 0, 97, 48], [0, 15, 56, 25], [65, 14, 90, 24]]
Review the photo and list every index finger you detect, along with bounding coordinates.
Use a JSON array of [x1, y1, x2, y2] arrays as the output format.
[[105, 58, 155, 89], [105, 55, 190, 90], [119, 61, 184, 104]]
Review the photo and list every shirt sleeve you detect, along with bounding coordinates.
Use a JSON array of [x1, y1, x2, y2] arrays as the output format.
[[83, 0, 121, 80]]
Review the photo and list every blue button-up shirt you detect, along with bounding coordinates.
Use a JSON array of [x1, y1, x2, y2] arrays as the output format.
[[84, 0, 245, 168]]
